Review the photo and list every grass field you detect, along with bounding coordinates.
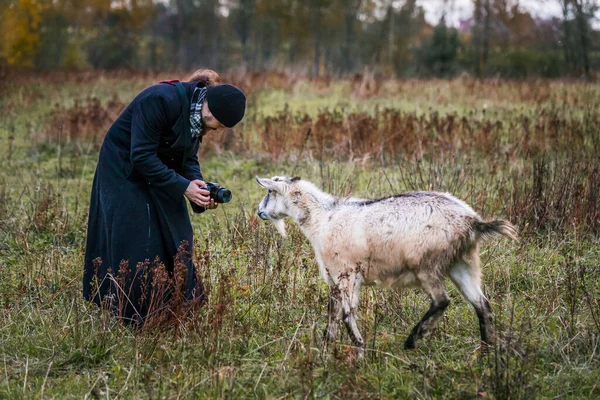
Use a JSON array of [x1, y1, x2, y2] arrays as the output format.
[[0, 72, 599, 399]]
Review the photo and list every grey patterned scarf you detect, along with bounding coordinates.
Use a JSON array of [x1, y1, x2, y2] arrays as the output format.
[[190, 87, 207, 139]]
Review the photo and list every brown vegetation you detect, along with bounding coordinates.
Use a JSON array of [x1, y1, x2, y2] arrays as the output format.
[[32, 74, 599, 239], [45, 96, 125, 144]]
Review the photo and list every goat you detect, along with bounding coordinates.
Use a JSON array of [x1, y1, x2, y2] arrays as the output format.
[[256, 176, 518, 357]]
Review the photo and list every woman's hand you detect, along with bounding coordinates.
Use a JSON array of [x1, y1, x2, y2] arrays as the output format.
[[185, 180, 211, 208], [206, 198, 218, 210]]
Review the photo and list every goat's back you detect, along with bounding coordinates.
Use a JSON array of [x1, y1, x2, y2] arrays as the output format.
[[315, 192, 482, 278], [338, 191, 479, 239]]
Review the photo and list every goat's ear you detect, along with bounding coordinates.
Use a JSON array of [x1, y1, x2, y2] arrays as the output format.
[[256, 177, 274, 189], [256, 177, 286, 193]]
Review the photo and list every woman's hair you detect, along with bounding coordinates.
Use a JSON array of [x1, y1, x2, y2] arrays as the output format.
[[186, 69, 222, 87]]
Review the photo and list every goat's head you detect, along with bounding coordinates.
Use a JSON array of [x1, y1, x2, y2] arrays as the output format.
[[255, 176, 302, 237]]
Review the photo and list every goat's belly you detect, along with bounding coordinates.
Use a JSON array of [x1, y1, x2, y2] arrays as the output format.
[[366, 269, 418, 289]]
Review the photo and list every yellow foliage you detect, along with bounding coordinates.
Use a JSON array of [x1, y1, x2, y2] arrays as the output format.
[[63, 38, 86, 68], [2, 0, 48, 67]]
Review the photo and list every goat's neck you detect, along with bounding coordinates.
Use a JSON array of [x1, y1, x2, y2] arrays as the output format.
[[289, 189, 336, 240]]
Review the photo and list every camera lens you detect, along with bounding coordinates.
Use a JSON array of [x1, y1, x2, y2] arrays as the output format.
[[217, 188, 232, 203]]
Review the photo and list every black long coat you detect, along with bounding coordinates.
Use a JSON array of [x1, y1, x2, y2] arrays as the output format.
[[83, 81, 206, 322]]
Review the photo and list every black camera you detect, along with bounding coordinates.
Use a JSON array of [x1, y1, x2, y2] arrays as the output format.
[[189, 181, 231, 213], [205, 182, 232, 203]]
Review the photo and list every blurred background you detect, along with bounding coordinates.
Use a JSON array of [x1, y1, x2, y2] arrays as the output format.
[[0, 0, 598, 78], [1, 1, 600, 398]]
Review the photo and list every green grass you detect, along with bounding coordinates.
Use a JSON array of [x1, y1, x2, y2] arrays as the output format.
[[0, 75, 599, 399]]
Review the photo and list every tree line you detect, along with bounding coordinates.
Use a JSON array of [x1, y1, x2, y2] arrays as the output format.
[[1, 0, 598, 78]]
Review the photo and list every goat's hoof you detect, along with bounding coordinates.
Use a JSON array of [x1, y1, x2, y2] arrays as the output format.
[[356, 347, 365, 360], [474, 341, 492, 356], [346, 347, 365, 365], [404, 336, 416, 350], [320, 343, 327, 355]]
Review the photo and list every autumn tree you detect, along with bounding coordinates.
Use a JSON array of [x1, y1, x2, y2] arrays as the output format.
[[2, 0, 46, 67]]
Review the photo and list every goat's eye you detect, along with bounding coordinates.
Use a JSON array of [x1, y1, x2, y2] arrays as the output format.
[[268, 189, 273, 194]]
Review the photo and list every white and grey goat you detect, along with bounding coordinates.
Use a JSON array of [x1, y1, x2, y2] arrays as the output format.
[[256, 176, 518, 356]]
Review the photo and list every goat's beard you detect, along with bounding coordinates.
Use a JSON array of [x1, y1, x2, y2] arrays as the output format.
[[272, 219, 287, 237]]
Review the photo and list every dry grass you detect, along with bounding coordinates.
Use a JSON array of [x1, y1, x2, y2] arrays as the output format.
[[0, 72, 598, 398]]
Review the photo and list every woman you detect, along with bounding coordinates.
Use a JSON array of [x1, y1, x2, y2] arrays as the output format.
[[83, 69, 246, 323]]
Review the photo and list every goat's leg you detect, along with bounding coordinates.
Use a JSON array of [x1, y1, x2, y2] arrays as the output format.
[[323, 288, 342, 343], [404, 278, 450, 350], [450, 255, 493, 346], [340, 274, 365, 358]]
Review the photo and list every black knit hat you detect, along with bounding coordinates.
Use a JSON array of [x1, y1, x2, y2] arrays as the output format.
[[206, 84, 246, 128]]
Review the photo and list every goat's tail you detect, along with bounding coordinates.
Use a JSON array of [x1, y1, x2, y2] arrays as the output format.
[[474, 220, 519, 242]]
